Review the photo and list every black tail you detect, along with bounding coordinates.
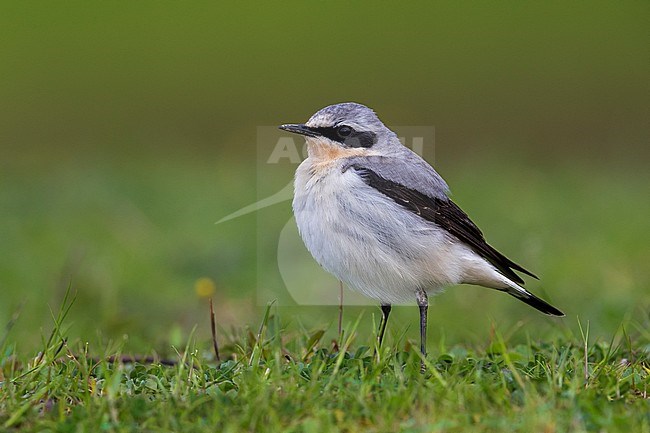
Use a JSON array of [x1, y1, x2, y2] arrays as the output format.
[[507, 288, 564, 316]]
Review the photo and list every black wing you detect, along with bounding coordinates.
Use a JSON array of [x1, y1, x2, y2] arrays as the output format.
[[352, 164, 538, 285]]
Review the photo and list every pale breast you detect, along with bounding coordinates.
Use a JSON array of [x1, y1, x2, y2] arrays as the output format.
[[293, 157, 467, 303]]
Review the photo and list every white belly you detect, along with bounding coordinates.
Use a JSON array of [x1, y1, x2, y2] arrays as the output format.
[[292, 159, 474, 304]]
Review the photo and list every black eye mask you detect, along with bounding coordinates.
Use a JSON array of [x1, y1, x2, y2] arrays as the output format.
[[310, 125, 377, 148]]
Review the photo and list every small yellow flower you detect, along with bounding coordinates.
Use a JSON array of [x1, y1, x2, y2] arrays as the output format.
[[195, 277, 216, 298]]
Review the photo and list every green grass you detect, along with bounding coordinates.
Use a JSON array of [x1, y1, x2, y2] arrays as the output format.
[[1, 298, 649, 432], [1, 154, 648, 431]]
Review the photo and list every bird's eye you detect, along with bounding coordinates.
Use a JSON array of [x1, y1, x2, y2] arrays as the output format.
[[337, 125, 352, 137]]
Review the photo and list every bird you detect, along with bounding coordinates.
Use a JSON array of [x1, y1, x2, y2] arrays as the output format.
[[279, 102, 564, 370]]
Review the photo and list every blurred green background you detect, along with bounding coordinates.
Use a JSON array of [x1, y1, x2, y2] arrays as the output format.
[[1, 2, 648, 353]]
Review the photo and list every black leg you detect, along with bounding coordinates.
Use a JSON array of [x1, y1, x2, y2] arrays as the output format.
[[377, 303, 392, 348], [415, 289, 428, 373]]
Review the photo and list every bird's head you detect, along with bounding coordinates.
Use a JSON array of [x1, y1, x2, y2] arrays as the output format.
[[279, 103, 399, 159]]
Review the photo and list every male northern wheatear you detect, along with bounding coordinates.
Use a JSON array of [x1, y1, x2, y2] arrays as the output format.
[[280, 103, 563, 368]]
